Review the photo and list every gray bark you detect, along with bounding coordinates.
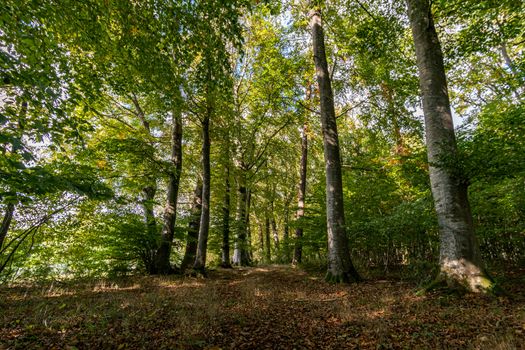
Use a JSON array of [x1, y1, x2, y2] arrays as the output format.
[[193, 109, 211, 271], [265, 215, 271, 263], [310, 8, 361, 283], [154, 106, 183, 274], [293, 121, 308, 265], [220, 163, 232, 268], [406, 0, 492, 292], [181, 180, 203, 271], [232, 176, 251, 266]]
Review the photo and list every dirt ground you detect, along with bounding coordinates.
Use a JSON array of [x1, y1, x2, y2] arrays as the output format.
[[1, 265, 524, 349]]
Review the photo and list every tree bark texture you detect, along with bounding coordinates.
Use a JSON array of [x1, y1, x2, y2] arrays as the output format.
[[265, 215, 271, 263], [181, 180, 203, 271], [293, 121, 308, 264], [220, 163, 232, 268], [232, 179, 251, 266], [310, 8, 361, 283], [154, 106, 183, 274], [0, 203, 15, 251], [406, 0, 492, 293], [194, 111, 211, 271]]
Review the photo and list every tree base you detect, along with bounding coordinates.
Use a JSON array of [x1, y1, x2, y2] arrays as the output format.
[[417, 271, 503, 296], [219, 263, 233, 269], [325, 270, 361, 284]]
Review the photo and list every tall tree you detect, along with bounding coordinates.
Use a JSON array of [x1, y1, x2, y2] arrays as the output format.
[[293, 84, 311, 265], [193, 92, 212, 273], [181, 179, 203, 272], [406, 0, 494, 292], [310, 6, 361, 283], [155, 104, 183, 274], [220, 161, 232, 268]]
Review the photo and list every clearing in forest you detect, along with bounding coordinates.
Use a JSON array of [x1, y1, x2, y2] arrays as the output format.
[[1, 265, 524, 349]]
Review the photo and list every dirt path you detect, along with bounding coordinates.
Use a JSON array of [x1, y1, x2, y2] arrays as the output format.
[[1, 265, 524, 349]]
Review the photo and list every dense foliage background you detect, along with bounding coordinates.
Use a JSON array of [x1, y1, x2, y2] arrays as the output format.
[[1, 0, 523, 283]]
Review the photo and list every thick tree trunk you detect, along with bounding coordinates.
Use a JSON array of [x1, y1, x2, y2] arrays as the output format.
[[310, 8, 361, 283], [406, 0, 493, 293], [154, 107, 183, 274], [181, 180, 203, 271], [0, 203, 15, 251], [293, 121, 308, 265], [220, 164, 232, 268], [193, 111, 211, 272]]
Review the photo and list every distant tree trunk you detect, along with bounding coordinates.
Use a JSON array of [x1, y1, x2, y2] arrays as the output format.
[[271, 215, 279, 252], [220, 164, 232, 268], [293, 121, 308, 265], [131, 94, 159, 274], [194, 107, 212, 272], [0, 203, 15, 251], [282, 196, 291, 263], [310, 8, 361, 283], [258, 221, 264, 258], [154, 106, 183, 274], [406, 0, 493, 293], [265, 215, 271, 263], [245, 189, 253, 263], [232, 172, 251, 266], [181, 180, 203, 271], [142, 185, 157, 273]]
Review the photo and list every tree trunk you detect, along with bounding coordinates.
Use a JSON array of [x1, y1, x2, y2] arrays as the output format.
[[245, 189, 253, 264], [154, 107, 183, 274], [258, 221, 264, 259], [220, 164, 232, 268], [232, 175, 250, 266], [193, 110, 211, 272], [181, 180, 203, 271], [310, 8, 361, 283], [406, 0, 493, 293], [265, 215, 271, 263], [293, 121, 308, 265], [0, 203, 15, 251], [142, 185, 157, 273], [271, 216, 279, 252]]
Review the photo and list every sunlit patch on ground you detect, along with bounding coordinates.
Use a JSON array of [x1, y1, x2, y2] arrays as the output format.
[[1, 265, 524, 349]]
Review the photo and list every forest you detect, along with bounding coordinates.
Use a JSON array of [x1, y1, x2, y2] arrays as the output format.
[[1, 0, 524, 348]]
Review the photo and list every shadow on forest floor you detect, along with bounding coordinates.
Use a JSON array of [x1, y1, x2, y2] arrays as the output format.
[[1, 265, 524, 349]]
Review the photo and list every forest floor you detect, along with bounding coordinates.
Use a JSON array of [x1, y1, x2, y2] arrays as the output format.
[[1, 265, 524, 350]]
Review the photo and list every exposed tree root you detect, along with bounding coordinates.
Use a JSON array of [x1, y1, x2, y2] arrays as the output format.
[[325, 270, 361, 284], [417, 271, 504, 297]]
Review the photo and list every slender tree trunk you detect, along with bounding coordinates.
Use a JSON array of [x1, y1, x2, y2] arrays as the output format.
[[407, 0, 493, 293], [245, 189, 253, 264], [220, 164, 232, 268], [181, 180, 203, 271], [271, 216, 279, 252], [265, 215, 271, 263], [130, 94, 159, 274], [194, 109, 211, 272], [0, 203, 15, 251], [310, 8, 361, 283], [283, 197, 291, 263], [293, 121, 308, 265], [258, 221, 264, 259], [232, 173, 250, 266], [142, 185, 157, 273], [154, 107, 183, 274]]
